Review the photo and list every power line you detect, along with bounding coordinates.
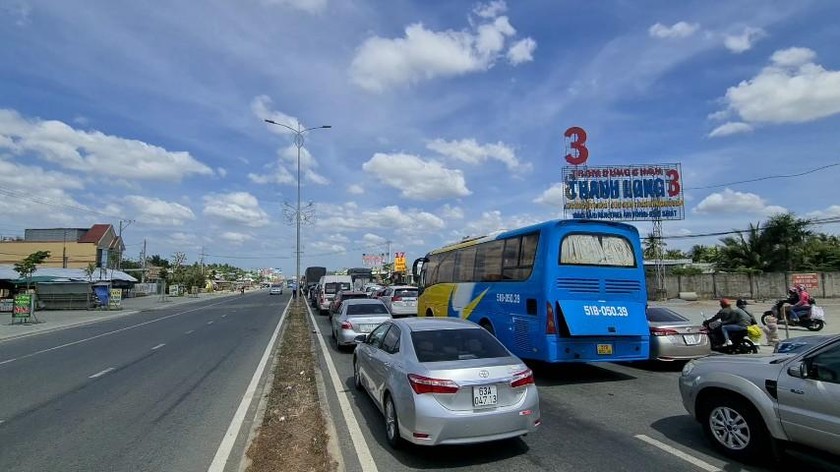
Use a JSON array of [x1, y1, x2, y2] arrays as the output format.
[[661, 216, 840, 241], [203, 241, 391, 261], [686, 162, 840, 191]]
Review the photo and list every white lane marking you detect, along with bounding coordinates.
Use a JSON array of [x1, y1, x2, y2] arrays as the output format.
[[208, 299, 290, 472], [222, 314, 227, 318], [0, 358, 17, 366], [207, 321, 214, 325], [151, 343, 166, 351], [635, 434, 721, 472], [89, 367, 115, 379], [0, 299, 232, 365], [306, 303, 378, 472], [185, 330, 194, 335]]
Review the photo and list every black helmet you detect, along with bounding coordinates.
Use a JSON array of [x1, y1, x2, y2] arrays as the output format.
[[736, 298, 748, 309]]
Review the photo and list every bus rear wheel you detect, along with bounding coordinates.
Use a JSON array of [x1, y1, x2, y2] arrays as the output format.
[[480, 320, 495, 336]]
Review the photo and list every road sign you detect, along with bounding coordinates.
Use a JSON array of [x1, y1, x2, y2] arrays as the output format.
[[394, 252, 407, 272]]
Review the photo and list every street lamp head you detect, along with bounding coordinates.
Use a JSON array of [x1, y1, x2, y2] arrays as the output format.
[[264, 119, 277, 124], [321, 125, 332, 129]]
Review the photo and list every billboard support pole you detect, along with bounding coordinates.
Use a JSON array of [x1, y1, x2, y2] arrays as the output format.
[[653, 212, 666, 301]]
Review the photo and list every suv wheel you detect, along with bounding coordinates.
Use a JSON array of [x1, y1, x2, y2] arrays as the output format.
[[701, 395, 769, 463]]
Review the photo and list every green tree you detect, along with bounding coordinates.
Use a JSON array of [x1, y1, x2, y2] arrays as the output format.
[[643, 233, 665, 260], [718, 223, 767, 271], [147, 254, 171, 268], [760, 213, 812, 271], [664, 249, 687, 259], [14, 250, 51, 290], [688, 244, 719, 263]]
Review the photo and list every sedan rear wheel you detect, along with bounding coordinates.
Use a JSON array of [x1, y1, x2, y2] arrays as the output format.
[[353, 359, 363, 391], [384, 395, 402, 449]]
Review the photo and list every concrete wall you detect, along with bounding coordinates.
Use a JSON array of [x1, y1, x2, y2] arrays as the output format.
[[646, 272, 840, 300]]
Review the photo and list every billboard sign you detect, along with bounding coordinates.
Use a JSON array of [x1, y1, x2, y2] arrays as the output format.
[[562, 163, 685, 221], [791, 273, 819, 291], [394, 252, 407, 272]]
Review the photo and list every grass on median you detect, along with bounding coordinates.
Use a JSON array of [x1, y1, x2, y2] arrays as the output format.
[[246, 304, 337, 472]]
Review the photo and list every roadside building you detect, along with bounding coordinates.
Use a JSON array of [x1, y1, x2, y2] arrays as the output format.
[[0, 224, 125, 270]]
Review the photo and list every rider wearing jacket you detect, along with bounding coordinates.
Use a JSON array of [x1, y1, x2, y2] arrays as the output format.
[[708, 298, 752, 346]]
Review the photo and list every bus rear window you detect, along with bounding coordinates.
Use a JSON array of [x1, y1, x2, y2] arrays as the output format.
[[560, 234, 636, 267]]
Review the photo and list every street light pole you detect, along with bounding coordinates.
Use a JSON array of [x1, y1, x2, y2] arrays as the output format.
[[264, 119, 331, 304]]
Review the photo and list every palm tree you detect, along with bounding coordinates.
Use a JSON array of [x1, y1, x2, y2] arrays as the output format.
[[643, 233, 665, 260], [760, 213, 812, 271], [718, 223, 766, 271]]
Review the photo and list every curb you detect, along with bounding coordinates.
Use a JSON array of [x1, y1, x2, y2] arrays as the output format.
[[237, 300, 291, 472], [308, 299, 345, 472]]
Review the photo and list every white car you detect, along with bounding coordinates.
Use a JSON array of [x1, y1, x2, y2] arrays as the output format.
[[378, 285, 418, 317], [269, 285, 284, 295]]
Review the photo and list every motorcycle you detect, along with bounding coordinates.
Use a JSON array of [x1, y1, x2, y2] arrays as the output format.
[[701, 318, 759, 354], [761, 300, 825, 331]]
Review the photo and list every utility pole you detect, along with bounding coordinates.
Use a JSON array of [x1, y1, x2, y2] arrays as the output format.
[[117, 219, 135, 271], [200, 246, 206, 276], [140, 239, 147, 283]]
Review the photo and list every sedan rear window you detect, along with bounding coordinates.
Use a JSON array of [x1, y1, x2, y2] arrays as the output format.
[[646, 307, 687, 322], [393, 289, 418, 298], [411, 329, 510, 362], [347, 304, 389, 316]]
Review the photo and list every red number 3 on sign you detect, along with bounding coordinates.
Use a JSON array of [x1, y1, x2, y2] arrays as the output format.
[[564, 127, 588, 165]]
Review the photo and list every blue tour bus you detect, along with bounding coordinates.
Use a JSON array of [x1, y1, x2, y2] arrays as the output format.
[[412, 219, 650, 363]]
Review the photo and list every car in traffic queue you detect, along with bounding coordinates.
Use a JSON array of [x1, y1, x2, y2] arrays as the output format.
[[268, 284, 284, 295], [331, 298, 392, 350], [378, 285, 419, 317], [679, 333, 840, 463], [646, 307, 710, 361], [329, 290, 369, 318], [352, 317, 541, 448], [774, 334, 834, 354]]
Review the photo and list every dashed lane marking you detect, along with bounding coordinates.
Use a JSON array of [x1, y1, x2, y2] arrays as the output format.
[[207, 321, 214, 325], [151, 343, 165, 351], [89, 367, 115, 379], [635, 434, 721, 472], [185, 330, 194, 334], [0, 358, 17, 366]]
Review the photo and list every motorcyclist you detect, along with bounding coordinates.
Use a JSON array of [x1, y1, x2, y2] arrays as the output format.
[[789, 284, 811, 322], [736, 298, 757, 325], [707, 298, 752, 347]]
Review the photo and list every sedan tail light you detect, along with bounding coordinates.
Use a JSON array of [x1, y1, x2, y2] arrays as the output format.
[[699, 327, 709, 334], [510, 369, 535, 388], [392, 296, 402, 302], [340, 321, 352, 330], [407, 374, 459, 394], [650, 327, 680, 336]]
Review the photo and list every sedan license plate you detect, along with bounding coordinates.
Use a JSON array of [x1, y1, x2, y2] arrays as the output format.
[[359, 324, 376, 333], [683, 334, 701, 345], [596, 344, 613, 355], [473, 385, 498, 407]]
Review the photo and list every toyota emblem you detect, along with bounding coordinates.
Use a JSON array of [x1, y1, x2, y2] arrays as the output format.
[[479, 370, 489, 378]]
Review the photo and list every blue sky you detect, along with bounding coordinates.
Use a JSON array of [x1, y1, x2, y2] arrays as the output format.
[[2, 0, 839, 274]]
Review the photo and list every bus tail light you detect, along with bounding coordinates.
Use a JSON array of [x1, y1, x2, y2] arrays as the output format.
[[408, 374, 459, 394], [546, 302, 557, 335]]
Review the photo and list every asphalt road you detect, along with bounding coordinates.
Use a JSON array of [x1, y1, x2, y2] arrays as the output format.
[[309, 304, 840, 472], [0, 291, 288, 472]]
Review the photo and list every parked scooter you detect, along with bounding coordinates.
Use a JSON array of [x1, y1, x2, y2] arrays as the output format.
[[761, 300, 825, 331], [701, 318, 759, 354]]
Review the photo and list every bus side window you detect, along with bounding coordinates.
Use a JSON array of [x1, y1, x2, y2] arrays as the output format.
[[437, 253, 455, 284], [455, 246, 477, 282], [476, 240, 503, 281]]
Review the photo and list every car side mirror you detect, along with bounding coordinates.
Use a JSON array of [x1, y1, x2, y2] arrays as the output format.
[[354, 334, 367, 344], [788, 362, 807, 379]]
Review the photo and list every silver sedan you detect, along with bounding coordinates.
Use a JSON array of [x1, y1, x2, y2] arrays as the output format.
[[331, 299, 392, 350], [352, 317, 541, 448]]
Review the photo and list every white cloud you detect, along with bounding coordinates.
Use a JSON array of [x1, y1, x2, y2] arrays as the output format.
[[707, 110, 730, 121], [250, 143, 328, 186], [648, 21, 700, 39], [507, 37, 536, 65], [0, 159, 87, 220], [474, 0, 506, 18], [0, 109, 213, 182], [806, 205, 840, 219], [219, 231, 254, 244], [693, 188, 785, 215], [457, 210, 541, 239], [249, 166, 295, 185], [2, 1, 31, 27], [533, 183, 566, 206], [711, 47, 840, 126], [349, 3, 535, 92], [347, 184, 365, 195], [439, 204, 464, 219], [169, 232, 199, 246], [362, 153, 470, 200], [251, 95, 300, 134], [309, 241, 347, 254], [125, 196, 196, 226], [316, 204, 446, 235], [361, 233, 387, 245], [723, 26, 766, 53], [708, 121, 754, 137], [427, 138, 530, 172], [259, 0, 327, 15], [216, 167, 228, 178], [202, 192, 270, 227]]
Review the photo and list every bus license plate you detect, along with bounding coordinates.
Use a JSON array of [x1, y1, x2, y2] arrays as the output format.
[[473, 385, 498, 407], [597, 344, 613, 355]]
